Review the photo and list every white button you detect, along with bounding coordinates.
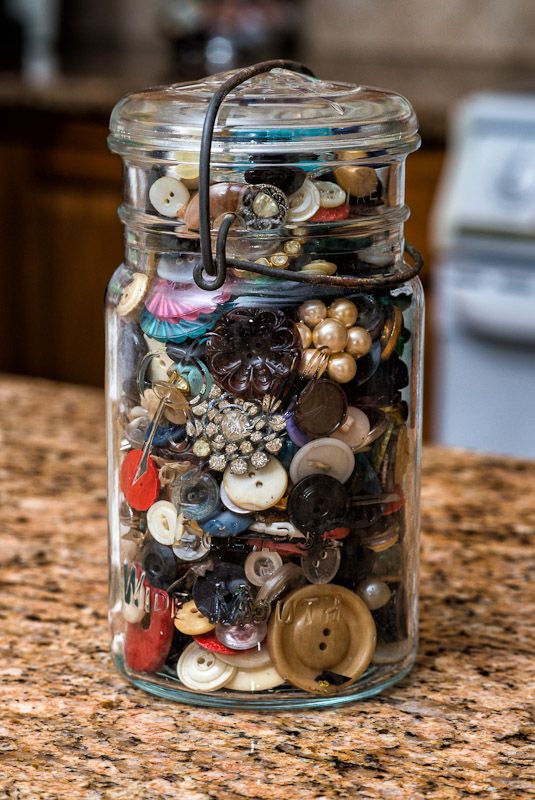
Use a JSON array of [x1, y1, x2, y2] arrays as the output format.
[[147, 500, 179, 545], [177, 642, 236, 691], [117, 273, 149, 317], [331, 407, 371, 451], [225, 663, 285, 692], [315, 180, 346, 208], [220, 483, 252, 514], [245, 550, 283, 586], [223, 458, 288, 511], [217, 642, 272, 669], [249, 520, 304, 538], [287, 179, 320, 222], [289, 438, 355, 484], [144, 337, 174, 382], [169, 151, 200, 181], [149, 176, 190, 217]]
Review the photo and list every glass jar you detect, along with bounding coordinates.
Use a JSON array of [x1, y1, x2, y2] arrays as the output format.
[[106, 62, 423, 709]]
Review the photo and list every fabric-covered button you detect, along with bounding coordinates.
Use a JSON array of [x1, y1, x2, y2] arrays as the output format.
[[223, 458, 288, 512], [149, 176, 189, 217], [288, 475, 349, 535], [331, 407, 370, 451], [171, 470, 220, 520], [124, 586, 174, 673], [245, 550, 283, 587], [117, 272, 150, 317], [120, 449, 160, 511], [174, 599, 215, 635], [215, 621, 267, 650], [289, 438, 355, 484], [140, 536, 177, 589], [267, 583, 376, 693], [199, 509, 254, 537], [225, 663, 285, 692], [146, 500, 179, 545], [294, 379, 347, 437], [177, 642, 236, 691], [301, 543, 341, 584]]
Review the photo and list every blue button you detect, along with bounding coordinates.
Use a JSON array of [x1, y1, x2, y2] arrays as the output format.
[[200, 510, 254, 538]]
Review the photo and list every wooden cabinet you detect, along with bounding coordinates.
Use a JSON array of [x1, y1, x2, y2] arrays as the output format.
[[0, 111, 444, 438]]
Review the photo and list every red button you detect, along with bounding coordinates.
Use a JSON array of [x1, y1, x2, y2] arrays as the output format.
[[120, 449, 160, 511], [194, 632, 243, 655], [124, 585, 174, 672], [309, 203, 350, 222], [323, 526, 351, 541]]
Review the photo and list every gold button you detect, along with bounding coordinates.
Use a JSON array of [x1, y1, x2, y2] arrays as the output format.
[[267, 584, 376, 694]]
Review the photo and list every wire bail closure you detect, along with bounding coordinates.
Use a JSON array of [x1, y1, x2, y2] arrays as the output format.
[[193, 60, 423, 292]]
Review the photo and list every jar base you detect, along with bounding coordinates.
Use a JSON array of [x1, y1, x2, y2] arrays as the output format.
[[112, 645, 417, 711]]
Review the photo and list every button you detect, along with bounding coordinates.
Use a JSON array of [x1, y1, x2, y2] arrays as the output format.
[[117, 272, 150, 317], [289, 438, 355, 484], [288, 475, 349, 535], [372, 639, 412, 665], [125, 414, 151, 448], [244, 166, 305, 195], [192, 563, 250, 623], [301, 543, 341, 584], [346, 326, 372, 358], [199, 510, 254, 537], [174, 599, 215, 635], [171, 470, 220, 520], [205, 307, 301, 401], [309, 205, 350, 223], [255, 563, 306, 607], [217, 642, 273, 669], [314, 180, 347, 208], [225, 663, 285, 692], [215, 621, 268, 650], [285, 414, 311, 448], [380, 306, 404, 361], [248, 520, 304, 538], [146, 500, 179, 545], [122, 563, 146, 623], [119, 449, 160, 512], [219, 483, 253, 514], [267, 583, 376, 694], [193, 631, 238, 655], [183, 183, 244, 231], [171, 151, 200, 181], [299, 259, 338, 274], [327, 299, 358, 329], [172, 525, 211, 562], [287, 179, 320, 222], [223, 458, 288, 512], [239, 183, 289, 230], [356, 578, 392, 610], [294, 380, 347, 437], [177, 642, 236, 691], [334, 166, 379, 199], [353, 296, 385, 341], [149, 176, 190, 217], [245, 550, 283, 586], [371, 584, 407, 643], [124, 586, 174, 673], [331, 407, 370, 451], [140, 536, 177, 589]]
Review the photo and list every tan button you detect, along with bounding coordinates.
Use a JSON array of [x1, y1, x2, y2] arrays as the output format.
[[117, 273, 149, 317], [217, 642, 273, 669], [267, 584, 376, 694], [223, 458, 288, 512], [334, 166, 378, 198], [331, 407, 370, 451], [225, 663, 285, 692], [174, 599, 215, 635]]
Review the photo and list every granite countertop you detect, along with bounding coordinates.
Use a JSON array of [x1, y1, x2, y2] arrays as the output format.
[[0, 375, 533, 799]]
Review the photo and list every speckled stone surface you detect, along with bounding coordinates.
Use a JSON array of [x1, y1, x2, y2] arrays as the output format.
[[0, 375, 533, 800]]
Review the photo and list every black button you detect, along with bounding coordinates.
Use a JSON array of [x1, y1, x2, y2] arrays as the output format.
[[288, 475, 349, 535], [371, 584, 408, 643], [140, 535, 177, 589], [244, 166, 305, 196], [346, 350, 407, 405], [294, 379, 347, 437], [192, 563, 250, 624]]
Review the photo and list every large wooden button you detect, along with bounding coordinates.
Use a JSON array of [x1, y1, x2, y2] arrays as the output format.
[[267, 584, 376, 694]]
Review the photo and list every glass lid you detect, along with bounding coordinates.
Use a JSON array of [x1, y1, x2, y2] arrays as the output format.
[[109, 67, 419, 160]]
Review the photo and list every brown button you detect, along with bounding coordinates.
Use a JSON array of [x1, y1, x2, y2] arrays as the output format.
[[294, 379, 347, 437], [380, 306, 404, 361], [267, 584, 376, 694]]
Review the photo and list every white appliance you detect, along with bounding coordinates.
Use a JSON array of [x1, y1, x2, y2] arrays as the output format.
[[432, 92, 535, 458]]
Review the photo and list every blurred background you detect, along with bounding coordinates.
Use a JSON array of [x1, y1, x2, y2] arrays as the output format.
[[1, 0, 535, 455]]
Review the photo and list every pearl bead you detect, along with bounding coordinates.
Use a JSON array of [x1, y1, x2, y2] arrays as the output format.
[[297, 299, 327, 328], [312, 318, 347, 353], [296, 321, 313, 349], [328, 298, 358, 328], [346, 326, 372, 357], [299, 348, 328, 379], [327, 352, 357, 383], [356, 578, 392, 610]]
